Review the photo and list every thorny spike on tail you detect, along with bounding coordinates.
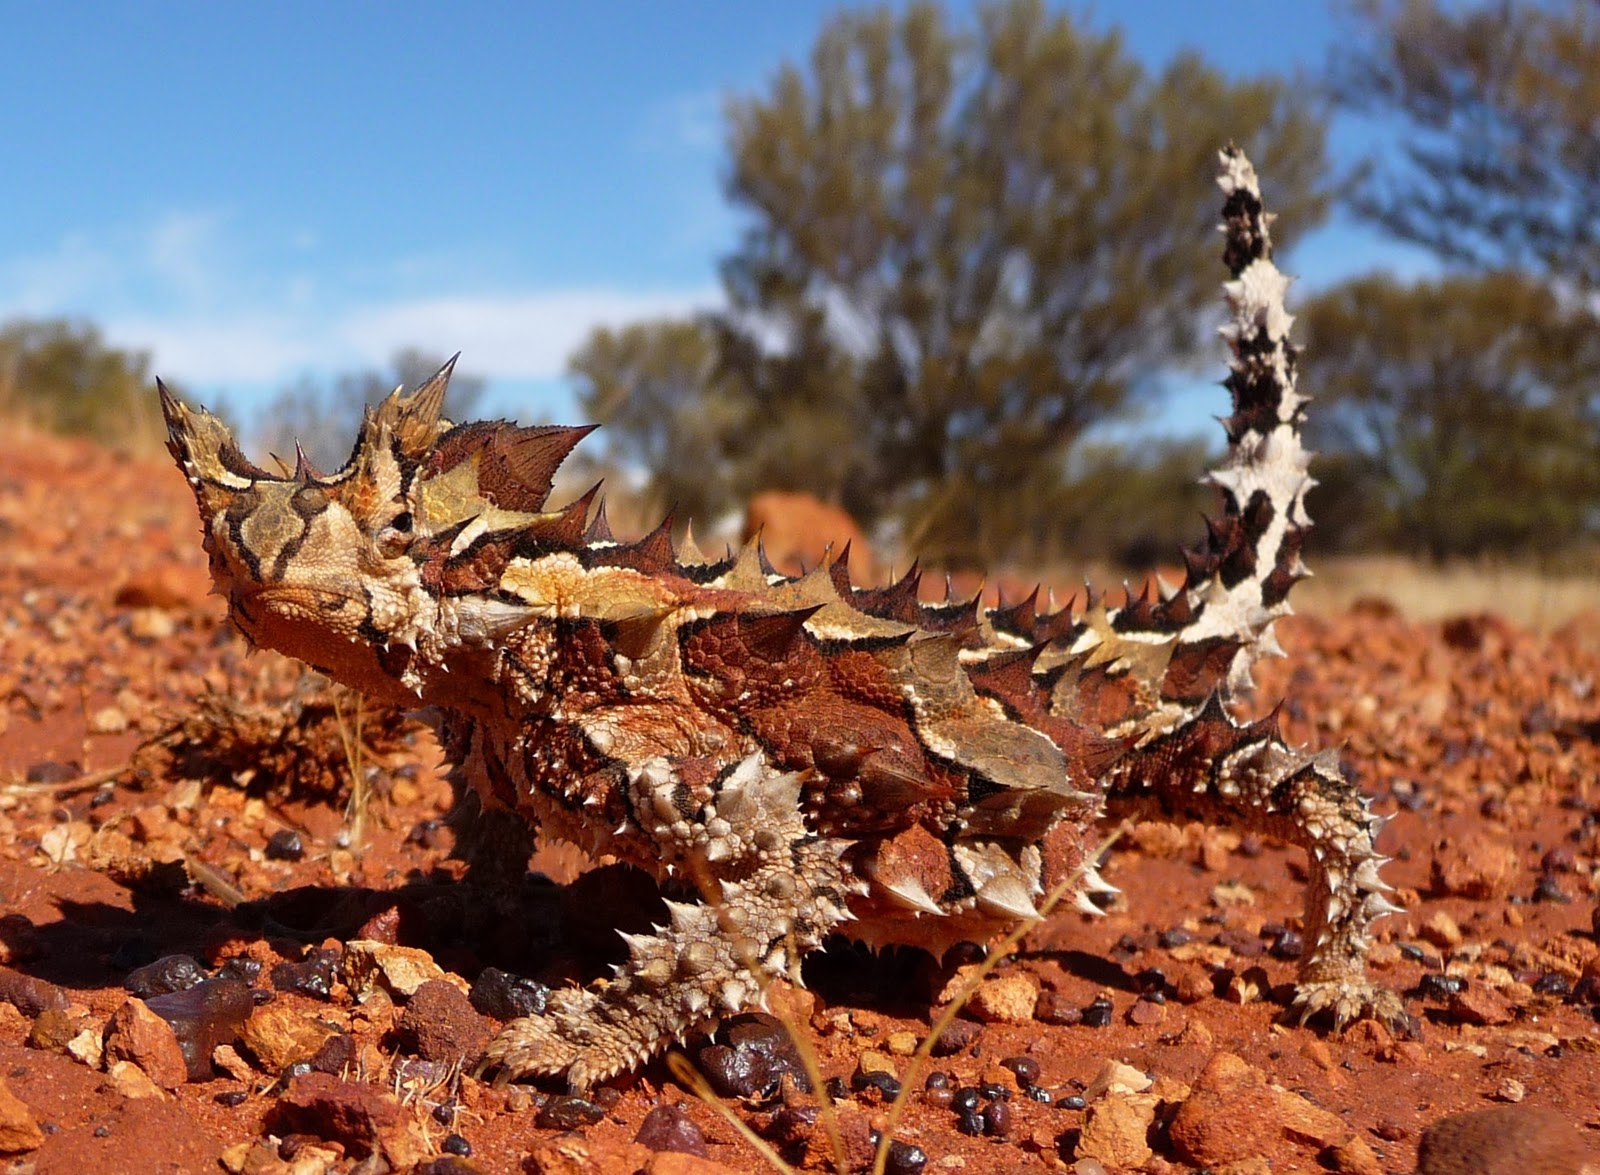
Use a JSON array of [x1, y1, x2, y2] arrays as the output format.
[[160, 146, 1408, 1093]]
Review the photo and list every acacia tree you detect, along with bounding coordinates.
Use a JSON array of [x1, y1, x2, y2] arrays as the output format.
[[572, 0, 1330, 567], [1299, 272, 1600, 558], [1332, 0, 1600, 287]]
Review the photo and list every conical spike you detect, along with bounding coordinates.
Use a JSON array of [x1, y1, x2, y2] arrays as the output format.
[[293, 440, 323, 483], [584, 499, 616, 544], [975, 875, 1040, 920], [676, 521, 709, 567], [738, 605, 824, 661], [606, 606, 676, 661], [881, 876, 944, 916], [631, 510, 677, 571]]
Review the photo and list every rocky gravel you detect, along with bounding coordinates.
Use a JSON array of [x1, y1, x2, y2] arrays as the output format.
[[1, 426, 1598, 1172]]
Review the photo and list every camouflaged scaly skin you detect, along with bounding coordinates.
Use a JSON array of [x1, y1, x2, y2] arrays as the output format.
[[161, 148, 1409, 1091]]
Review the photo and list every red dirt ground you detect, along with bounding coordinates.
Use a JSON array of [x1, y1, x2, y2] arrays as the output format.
[[2, 426, 1598, 1174]]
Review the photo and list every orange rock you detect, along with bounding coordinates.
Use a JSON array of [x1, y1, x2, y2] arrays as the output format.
[[102, 998, 188, 1090]]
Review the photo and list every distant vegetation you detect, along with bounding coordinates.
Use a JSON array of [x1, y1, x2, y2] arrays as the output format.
[[0, 319, 168, 454], [5, 0, 1596, 568], [252, 349, 486, 472]]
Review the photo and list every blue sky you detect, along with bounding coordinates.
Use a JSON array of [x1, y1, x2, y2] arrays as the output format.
[[3, 2, 1432, 435]]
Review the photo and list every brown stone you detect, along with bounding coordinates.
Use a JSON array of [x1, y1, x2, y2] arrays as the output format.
[[239, 1003, 340, 1072], [395, 978, 493, 1063], [1328, 1133, 1386, 1175], [966, 972, 1039, 1024], [1430, 834, 1521, 900], [103, 997, 188, 1089], [1166, 1052, 1278, 1167], [1449, 982, 1516, 1026], [0, 1077, 43, 1153], [1076, 1091, 1159, 1170], [267, 1071, 427, 1168], [1417, 1105, 1591, 1175]]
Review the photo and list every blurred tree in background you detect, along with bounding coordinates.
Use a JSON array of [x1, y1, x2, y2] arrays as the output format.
[[1304, 0, 1600, 562], [0, 318, 168, 453], [1300, 272, 1600, 558], [574, 0, 1330, 567], [1332, 0, 1600, 287], [256, 349, 485, 471]]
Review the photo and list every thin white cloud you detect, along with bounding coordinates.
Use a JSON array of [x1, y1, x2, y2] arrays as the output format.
[[1, 212, 719, 388], [339, 289, 716, 380]]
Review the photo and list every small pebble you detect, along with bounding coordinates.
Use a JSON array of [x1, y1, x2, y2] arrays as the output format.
[[883, 1139, 928, 1174], [1081, 996, 1114, 1028], [955, 1108, 984, 1136], [981, 1099, 1012, 1138], [951, 1086, 980, 1114], [1059, 1094, 1087, 1111], [469, 968, 550, 1020], [696, 1014, 809, 1099], [441, 1133, 471, 1156], [264, 829, 305, 862], [634, 1104, 709, 1157], [124, 955, 206, 998], [536, 1095, 603, 1130], [999, 1055, 1039, 1085]]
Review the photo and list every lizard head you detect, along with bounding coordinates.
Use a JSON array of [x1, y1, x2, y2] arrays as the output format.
[[161, 356, 595, 699]]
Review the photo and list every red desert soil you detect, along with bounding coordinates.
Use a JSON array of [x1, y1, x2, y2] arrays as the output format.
[[2, 425, 1599, 1174]]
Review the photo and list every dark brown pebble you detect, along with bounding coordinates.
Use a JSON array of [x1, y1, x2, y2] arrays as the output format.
[[441, 1133, 471, 1156], [1081, 996, 1114, 1028], [930, 1018, 981, 1056], [310, 1032, 356, 1076], [1533, 875, 1572, 904], [1373, 1118, 1409, 1141], [124, 955, 206, 998], [883, 1139, 928, 1174], [951, 1087, 980, 1113], [264, 829, 305, 862], [214, 1090, 249, 1108], [468, 967, 550, 1020], [1158, 927, 1193, 949], [923, 1087, 953, 1109], [923, 1071, 950, 1090], [696, 1014, 809, 1099], [270, 948, 339, 1000], [216, 957, 262, 985], [1417, 973, 1466, 1001], [0, 966, 70, 1017], [1269, 930, 1304, 960], [536, 1095, 603, 1131], [1035, 991, 1082, 1026], [593, 1086, 621, 1110], [982, 1099, 1012, 1138], [1217, 928, 1265, 958], [1541, 846, 1575, 873], [634, 1104, 709, 1157], [144, 976, 254, 1082], [25, 761, 79, 785], [955, 1108, 984, 1136], [1418, 1105, 1587, 1174], [1000, 1055, 1040, 1085]]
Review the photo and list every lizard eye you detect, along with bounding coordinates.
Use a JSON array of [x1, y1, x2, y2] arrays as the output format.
[[377, 511, 414, 556]]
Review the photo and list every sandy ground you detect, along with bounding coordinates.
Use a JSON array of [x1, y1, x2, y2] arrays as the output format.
[[1, 426, 1598, 1174]]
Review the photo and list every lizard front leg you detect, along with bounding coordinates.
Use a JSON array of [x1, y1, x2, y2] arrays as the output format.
[[480, 751, 861, 1091]]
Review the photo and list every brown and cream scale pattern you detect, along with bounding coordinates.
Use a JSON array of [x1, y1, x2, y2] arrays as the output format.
[[159, 147, 1410, 1091]]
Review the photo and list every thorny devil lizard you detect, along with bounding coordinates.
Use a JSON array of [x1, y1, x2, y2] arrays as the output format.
[[160, 148, 1413, 1091]]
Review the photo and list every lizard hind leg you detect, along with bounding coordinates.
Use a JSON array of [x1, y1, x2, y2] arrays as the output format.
[[1104, 699, 1415, 1036], [479, 752, 862, 1092]]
